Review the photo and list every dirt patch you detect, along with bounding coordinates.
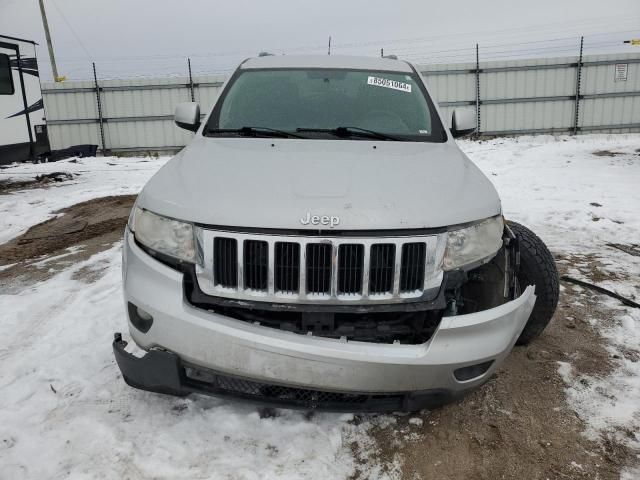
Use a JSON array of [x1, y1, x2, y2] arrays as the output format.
[[592, 150, 625, 157], [0, 178, 40, 193], [358, 256, 635, 480], [0, 172, 78, 195], [607, 243, 640, 258], [0, 195, 136, 288], [0, 195, 135, 264]]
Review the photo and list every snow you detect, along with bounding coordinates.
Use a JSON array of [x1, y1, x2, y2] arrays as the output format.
[[1, 134, 639, 477], [408, 417, 423, 427], [31, 246, 86, 268], [556, 306, 640, 450], [459, 134, 640, 461], [458, 134, 640, 253], [0, 156, 168, 245], [0, 243, 392, 479]]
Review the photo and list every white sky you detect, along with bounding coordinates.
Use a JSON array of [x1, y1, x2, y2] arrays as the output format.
[[1, 0, 640, 80]]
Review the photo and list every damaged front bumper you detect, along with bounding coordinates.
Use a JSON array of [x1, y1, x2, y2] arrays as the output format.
[[114, 231, 536, 411], [114, 334, 462, 411]]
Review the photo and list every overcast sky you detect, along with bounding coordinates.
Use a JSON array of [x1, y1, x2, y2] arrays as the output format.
[[1, 0, 639, 81]]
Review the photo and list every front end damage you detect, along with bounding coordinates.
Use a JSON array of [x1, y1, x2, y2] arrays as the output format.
[[184, 226, 522, 346], [114, 226, 535, 412]]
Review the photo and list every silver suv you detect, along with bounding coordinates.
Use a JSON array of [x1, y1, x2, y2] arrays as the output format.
[[113, 54, 559, 412]]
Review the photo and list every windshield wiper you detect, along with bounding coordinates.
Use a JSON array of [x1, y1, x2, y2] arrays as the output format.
[[296, 126, 402, 141], [205, 126, 306, 139]]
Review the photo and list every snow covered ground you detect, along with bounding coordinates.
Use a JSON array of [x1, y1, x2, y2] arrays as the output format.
[[0, 242, 386, 478], [0, 156, 168, 245], [0, 134, 639, 478], [470, 135, 640, 477]]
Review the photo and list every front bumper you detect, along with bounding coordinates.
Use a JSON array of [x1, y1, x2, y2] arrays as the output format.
[[117, 230, 536, 410]]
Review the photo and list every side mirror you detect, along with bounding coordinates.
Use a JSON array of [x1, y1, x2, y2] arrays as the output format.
[[174, 102, 201, 132], [451, 109, 476, 138]]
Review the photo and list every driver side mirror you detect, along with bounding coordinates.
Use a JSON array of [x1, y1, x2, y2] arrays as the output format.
[[451, 109, 476, 138], [174, 102, 201, 132]]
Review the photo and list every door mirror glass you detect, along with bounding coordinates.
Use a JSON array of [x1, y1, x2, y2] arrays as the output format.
[[451, 109, 476, 138], [174, 102, 200, 132]]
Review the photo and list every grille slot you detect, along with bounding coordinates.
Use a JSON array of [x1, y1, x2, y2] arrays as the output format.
[[369, 244, 395, 294], [338, 244, 364, 294], [275, 242, 300, 293], [306, 243, 332, 294], [214, 237, 238, 288], [200, 231, 442, 305], [400, 242, 426, 292], [243, 240, 268, 290]]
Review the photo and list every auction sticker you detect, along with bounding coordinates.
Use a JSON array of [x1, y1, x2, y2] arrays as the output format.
[[367, 76, 412, 93]]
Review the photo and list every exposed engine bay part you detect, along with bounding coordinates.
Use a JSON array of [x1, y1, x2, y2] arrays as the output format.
[[184, 228, 522, 345]]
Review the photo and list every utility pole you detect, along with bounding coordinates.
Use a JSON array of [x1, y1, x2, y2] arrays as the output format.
[[38, 0, 61, 82], [328, 36, 331, 55]]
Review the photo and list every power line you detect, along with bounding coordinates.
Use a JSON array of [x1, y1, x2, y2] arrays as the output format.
[[51, 26, 640, 66], [49, 0, 93, 61], [383, 29, 640, 57], [40, 23, 640, 81], [331, 14, 640, 50], [404, 39, 626, 64]]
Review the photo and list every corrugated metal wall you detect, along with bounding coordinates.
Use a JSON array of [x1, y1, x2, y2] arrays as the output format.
[[579, 54, 640, 133], [42, 53, 640, 152], [420, 53, 640, 135], [43, 74, 226, 152]]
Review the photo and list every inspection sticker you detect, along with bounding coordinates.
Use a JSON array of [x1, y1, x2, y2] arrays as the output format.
[[367, 76, 412, 93]]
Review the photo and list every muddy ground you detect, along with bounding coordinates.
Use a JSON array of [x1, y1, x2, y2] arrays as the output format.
[[0, 195, 135, 290], [362, 279, 632, 479], [0, 195, 636, 479]]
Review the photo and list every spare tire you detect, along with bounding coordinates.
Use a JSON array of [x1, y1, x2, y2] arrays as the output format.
[[507, 221, 559, 345]]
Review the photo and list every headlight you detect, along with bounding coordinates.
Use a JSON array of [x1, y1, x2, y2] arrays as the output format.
[[443, 216, 504, 271], [130, 207, 195, 263]]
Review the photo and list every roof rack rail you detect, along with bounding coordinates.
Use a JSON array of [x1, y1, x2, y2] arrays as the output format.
[[382, 54, 398, 60], [258, 51, 275, 57]]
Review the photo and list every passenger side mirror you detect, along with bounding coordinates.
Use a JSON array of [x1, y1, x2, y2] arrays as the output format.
[[174, 102, 201, 132], [451, 109, 476, 138]]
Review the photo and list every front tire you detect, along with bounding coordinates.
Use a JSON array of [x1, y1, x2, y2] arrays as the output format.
[[507, 221, 559, 345]]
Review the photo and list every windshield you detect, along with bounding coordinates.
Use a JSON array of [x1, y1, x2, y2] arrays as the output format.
[[205, 68, 447, 142]]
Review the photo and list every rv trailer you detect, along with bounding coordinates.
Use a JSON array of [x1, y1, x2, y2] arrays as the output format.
[[0, 34, 49, 165]]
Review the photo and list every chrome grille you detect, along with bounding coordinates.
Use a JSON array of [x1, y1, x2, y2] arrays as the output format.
[[337, 244, 364, 295], [243, 240, 268, 290], [400, 242, 426, 292], [213, 237, 237, 288], [195, 228, 446, 305], [274, 242, 300, 293], [306, 243, 332, 294], [369, 244, 395, 294]]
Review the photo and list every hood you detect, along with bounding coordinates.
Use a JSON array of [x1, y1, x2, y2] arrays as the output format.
[[137, 136, 501, 230]]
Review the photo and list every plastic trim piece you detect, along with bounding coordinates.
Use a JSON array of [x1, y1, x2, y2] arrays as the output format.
[[112, 333, 461, 412]]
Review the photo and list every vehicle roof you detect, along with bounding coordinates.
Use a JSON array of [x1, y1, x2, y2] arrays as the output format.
[[240, 54, 414, 73]]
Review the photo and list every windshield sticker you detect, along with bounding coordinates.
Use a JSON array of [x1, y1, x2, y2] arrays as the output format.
[[367, 76, 412, 93]]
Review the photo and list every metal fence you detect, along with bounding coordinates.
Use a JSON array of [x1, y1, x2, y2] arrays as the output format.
[[41, 52, 640, 153]]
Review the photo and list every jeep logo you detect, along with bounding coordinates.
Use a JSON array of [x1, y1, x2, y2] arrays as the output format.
[[300, 212, 340, 228]]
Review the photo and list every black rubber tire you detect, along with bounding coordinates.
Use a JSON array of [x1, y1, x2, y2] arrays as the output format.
[[507, 221, 559, 345]]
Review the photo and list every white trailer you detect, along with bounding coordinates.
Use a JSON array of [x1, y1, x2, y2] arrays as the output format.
[[0, 34, 49, 165]]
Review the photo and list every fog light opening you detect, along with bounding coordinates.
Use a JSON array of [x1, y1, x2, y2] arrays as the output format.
[[127, 302, 154, 333], [454, 360, 494, 382]]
